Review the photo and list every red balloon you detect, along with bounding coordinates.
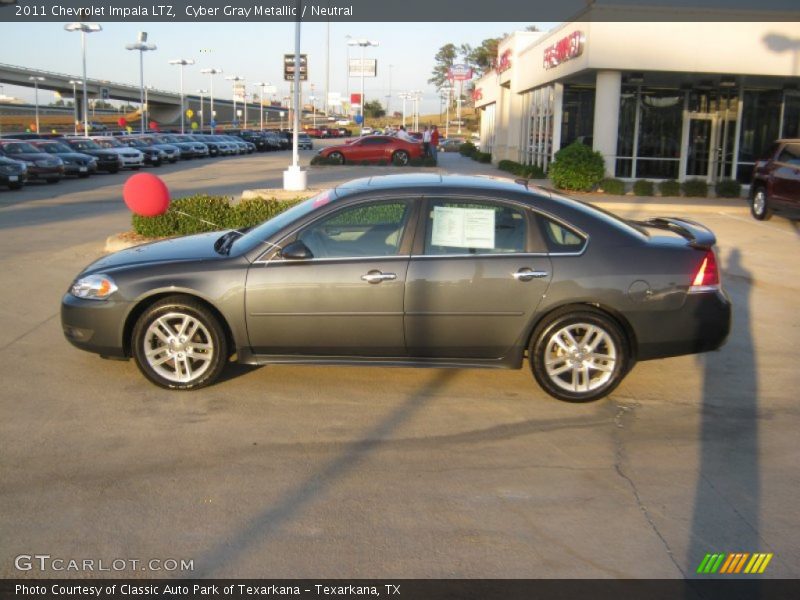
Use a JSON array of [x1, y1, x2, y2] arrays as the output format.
[[123, 173, 170, 217], [118, 117, 128, 127], [149, 120, 159, 131]]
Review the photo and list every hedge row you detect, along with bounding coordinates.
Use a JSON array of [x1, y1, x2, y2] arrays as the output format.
[[497, 160, 547, 179], [132, 194, 305, 238]]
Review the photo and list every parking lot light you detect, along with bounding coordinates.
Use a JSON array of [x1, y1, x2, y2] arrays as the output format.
[[253, 82, 269, 131], [200, 68, 223, 132], [126, 32, 157, 133], [196, 89, 207, 132], [169, 58, 195, 134], [28, 76, 44, 133], [68, 80, 82, 135], [64, 22, 102, 135], [347, 39, 379, 129], [225, 75, 245, 128]]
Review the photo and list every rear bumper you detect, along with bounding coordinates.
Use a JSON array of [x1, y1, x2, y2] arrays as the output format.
[[634, 288, 732, 361]]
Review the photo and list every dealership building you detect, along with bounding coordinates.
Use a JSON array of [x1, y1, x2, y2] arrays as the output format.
[[473, 8, 800, 183]]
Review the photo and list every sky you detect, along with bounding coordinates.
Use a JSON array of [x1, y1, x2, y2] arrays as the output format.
[[0, 21, 554, 115]]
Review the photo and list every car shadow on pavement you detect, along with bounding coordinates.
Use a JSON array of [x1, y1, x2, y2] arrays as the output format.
[[189, 369, 460, 576], [687, 248, 762, 582]]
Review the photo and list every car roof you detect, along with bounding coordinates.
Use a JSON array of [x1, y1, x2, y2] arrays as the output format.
[[335, 173, 533, 194]]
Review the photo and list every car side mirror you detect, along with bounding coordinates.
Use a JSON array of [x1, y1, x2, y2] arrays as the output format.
[[280, 240, 314, 260]]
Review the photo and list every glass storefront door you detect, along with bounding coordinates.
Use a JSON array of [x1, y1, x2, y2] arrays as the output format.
[[681, 108, 738, 182]]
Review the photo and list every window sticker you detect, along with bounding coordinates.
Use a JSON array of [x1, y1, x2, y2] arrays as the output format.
[[431, 206, 495, 249]]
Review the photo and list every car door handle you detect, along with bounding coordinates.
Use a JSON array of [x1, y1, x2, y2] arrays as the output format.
[[513, 268, 549, 282], [361, 271, 397, 284]]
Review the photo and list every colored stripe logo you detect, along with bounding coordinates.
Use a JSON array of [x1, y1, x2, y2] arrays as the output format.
[[696, 552, 773, 574]]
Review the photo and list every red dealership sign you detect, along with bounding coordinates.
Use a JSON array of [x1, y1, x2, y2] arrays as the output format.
[[543, 31, 585, 70], [496, 49, 512, 74]]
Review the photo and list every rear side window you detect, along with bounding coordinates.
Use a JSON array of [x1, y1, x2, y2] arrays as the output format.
[[537, 216, 586, 253], [424, 199, 527, 255]]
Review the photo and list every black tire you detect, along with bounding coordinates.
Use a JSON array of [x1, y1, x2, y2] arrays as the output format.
[[8, 182, 23, 190], [46, 178, 60, 184], [131, 296, 228, 390], [329, 151, 345, 165], [750, 186, 772, 221], [392, 150, 410, 166], [529, 308, 630, 403], [131, 166, 141, 171], [106, 166, 120, 174]]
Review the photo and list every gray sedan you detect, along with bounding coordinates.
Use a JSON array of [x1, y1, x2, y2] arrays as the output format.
[[61, 174, 731, 402]]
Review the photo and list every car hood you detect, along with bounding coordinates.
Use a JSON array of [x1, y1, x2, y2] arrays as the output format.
[[82, 232, 226, 275], [2, 152, 54, 162], [56, 152, 95, 161]]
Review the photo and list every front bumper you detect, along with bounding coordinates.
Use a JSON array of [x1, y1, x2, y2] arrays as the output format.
[[28, 166, 65, 180], [61, 293, 131, 358]]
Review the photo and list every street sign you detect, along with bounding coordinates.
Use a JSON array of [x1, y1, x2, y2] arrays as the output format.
[[355, 115, 363, 125], [348, 58, 377, 78], [283, 54, 308, 81], [100, 87, 110, 100]]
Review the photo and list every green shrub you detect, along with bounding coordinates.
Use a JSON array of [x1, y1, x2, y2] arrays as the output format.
[[715, 178, 742, 198], [497, 159, 544, 178], [132, 195, 306, 238], [632, 180, 655, 196], [682, 178, 708, 197], [548, 142, 605, 191], [658, 179, 681, 197], [599, 178, 625, 195], [459, 142, 477, 156], [473, 152, 492, 163], [523, 164, 547, 179]]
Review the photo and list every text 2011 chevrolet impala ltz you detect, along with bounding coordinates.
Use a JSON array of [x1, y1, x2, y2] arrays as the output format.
[[61, 174, 731, 402]]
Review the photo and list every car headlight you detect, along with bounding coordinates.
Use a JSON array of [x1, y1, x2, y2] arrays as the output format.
[[70, 274, 118, 300]]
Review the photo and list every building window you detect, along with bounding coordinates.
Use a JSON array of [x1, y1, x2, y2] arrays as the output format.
[[781, 92, 800, 139], [560, 86, 594, 148], [737, 90, 783, 182], [521, 86, 555, 170], [615, 87, 682, 180]]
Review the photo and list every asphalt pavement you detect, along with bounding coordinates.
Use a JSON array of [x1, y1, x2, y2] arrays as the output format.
[[1, 146, 798, 579]]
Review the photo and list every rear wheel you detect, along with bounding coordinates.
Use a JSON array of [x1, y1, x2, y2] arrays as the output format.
[[132, 296, 228, 390], [392, 150, 410, 166], [751, 186, 772, 221], [328, 151, 345, 165], [530, 309, 629, 402]]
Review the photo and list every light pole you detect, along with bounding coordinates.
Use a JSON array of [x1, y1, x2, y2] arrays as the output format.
[[168, 58, 194, 134], [226, 75, 245, 128], [28, 76, 44, 133], [409, 90, 422, 131], [386, 64, 393, 116], [126, 32, 157, 133], [253, 82, 267, 131], [441, 86, 453, 138], [344, 34, 352, 116], [196, 89, 207, 132], [347, 38, 378, 129], [64, 22, 102, 135], [399, 92, 411, 128], [69, 79, 82, 134], [200, 68, 222, 132]]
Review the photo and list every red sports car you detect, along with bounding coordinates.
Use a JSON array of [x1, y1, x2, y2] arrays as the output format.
[[317, 135, 424, 165]]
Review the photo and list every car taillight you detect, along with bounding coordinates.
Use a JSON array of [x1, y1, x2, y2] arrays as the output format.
[[689, 250, 720, 293]]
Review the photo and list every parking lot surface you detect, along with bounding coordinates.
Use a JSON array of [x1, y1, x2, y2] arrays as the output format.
[[1, 148, 798, 578]]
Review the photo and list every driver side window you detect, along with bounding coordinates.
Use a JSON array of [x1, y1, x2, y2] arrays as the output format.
[[298, 201, 411, 259]]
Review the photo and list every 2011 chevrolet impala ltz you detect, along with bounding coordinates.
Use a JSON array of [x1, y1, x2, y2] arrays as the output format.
[[61, 174, 731, 402]]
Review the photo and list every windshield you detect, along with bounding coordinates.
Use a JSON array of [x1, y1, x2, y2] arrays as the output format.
[[159, 135, 180, 143], [2, 142, 38, 154], [233, 190, 334, 255], [94, 138, 122, 148], [67, 139, 101, 150]]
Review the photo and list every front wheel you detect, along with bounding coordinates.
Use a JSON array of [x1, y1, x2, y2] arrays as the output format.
[[328, 151, 344, 165], [132, 296, 228, 390], [751, 186, 772, 221], [392, 150, 410, 166], [530, 309, 629, 402]]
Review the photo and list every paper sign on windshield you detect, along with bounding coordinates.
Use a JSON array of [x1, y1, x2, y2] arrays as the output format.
[[431, 206, 495, 249]]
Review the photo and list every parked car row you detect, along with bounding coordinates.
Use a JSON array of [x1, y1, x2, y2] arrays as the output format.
[[304, 126, 352, 138], [0, 129, 310, 191]]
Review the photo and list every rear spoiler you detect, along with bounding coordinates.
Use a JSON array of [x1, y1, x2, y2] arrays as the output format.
[[635, 217, 717, 249]]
